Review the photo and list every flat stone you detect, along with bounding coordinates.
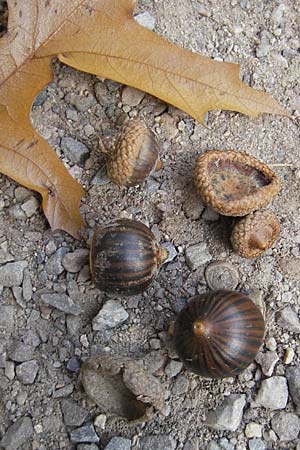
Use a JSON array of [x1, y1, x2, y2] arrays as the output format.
[[205, 261, 239, 290], [255, 351, 279, 377], [0, 260, 27, 287], [277, 307, 300, 333], [92, 300, 129, 331], [16, 360, 39, 384], [134, 11, 156, 30], [0, 242, 14, 264], [45, 247, 68, 275], [14, 186, 32, 202], [61, 399, 89, 427], [121, 86, 145, 106], [271, 412, 300, 441], [104, 436, 132, 450], [62, 249, 89, 273], [22, 269, 33, 301], [165, 360, 183, 378], [52, 384, 74, 398], [286, 366, 300, 410], [139, 434, 177, 450], [8, 341, 34, 362], [254, 376, 288, 409], [21, 196, 39, 217], [61, 137, 90, 165], [0, 416, 33, 450], [40, 293, 81, 315], [205, 394, 246, 431], [0, 305, 15, 333], [248, 439, 266, 450], [69, 424, 100, 444], [185, 242, 212, 270]]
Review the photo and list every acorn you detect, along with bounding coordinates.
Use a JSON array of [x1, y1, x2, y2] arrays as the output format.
[[194, 150, 281, 216], [104, 119, 162, 187], [173, 290, 265, 378], [90, 219, 168, 295], [230, 210, 280, 258]]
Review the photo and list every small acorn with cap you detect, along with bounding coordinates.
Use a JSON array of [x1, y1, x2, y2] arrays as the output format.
[[101, 118, 162, 187]]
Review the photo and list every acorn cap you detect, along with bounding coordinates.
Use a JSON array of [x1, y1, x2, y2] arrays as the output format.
[[106, 119, 160, 187], [230, 210, 280, 258], [194, 150, 281, 216]]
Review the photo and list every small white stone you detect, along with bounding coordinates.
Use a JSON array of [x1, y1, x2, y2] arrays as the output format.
[[94, 414, 107, 430], [245, 422, 263, 438], [134, 11, 156, 30]]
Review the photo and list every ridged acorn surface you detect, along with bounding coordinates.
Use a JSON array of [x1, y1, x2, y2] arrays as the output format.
[[174, 290, 265, 378]]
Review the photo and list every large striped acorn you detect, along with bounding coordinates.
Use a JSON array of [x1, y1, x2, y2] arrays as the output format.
[[173, 290, 265, 378], [90, 219, 168, 295]]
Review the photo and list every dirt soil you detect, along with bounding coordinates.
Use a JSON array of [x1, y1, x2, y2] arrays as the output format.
[[0, 1, 300, 449]]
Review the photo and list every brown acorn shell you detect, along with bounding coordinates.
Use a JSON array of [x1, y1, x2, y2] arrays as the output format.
[[173, 290, 265, 378], [90, 219, 167, 295], [106, 119, 159, 187], [194, 150, 281, 216], [231, 210, 280, 258]]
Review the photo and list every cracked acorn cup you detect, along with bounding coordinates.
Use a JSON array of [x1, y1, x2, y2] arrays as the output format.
[[101, 118, 162, 187], [90, 219, 168, 295], [173, 290, 265, 378], [194, 150, 281, 216]]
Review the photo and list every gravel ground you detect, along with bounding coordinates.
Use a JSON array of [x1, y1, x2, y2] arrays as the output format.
[[0, 1, 300, 449]]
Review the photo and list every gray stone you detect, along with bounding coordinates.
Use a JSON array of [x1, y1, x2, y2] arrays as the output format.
[[205, 394, 246, 431], [185, 243, 212, 270], [121, 86, 145, 106], [271, 412, 300, 441], [205, 261, 239, 290], [173, 375, 189, 396], [104, 436, 132, 450], [21, 196, 39, 217], [134, 11, 156, 30], [92, 165, 111, 186], [69, 94, 96, 112], [165, 360, 183, 378], [92, 300, 129, 330], [256, 31, 271, 58], [52, 384, 74, 398], [254, 376, 288, 409], [207, 442, 221, 450], [183, 440, 199, 450], [62, 249, 89, 273], [0, 260, 27, 287], [160, 242, 177, 263], [61, 137, 90, 165], [0, 242, 14, 264], [40, 293, 81, 315], [16, 360, 39, 384], [9, 204, 26, 220], [5, 361, 15, 380], [218, 438, 234, 450], [61, 399, 89, 427], [8, 341, 34, 362], [139, 434, 177, 450], [286, 366, 300, 410], [255, 351, 279, 377], [0, 305, 15, 333], [0, 416, 33, 450], [183, 193, 204, 220], [202, 207, 220, 221], [277, 307, 300, 333], [12, 286, 25, 307], [69, 424, 99, 444], [45, 247, 68, 275], [65, 108, 79, 121], [248, 439, 266, 450], [67, 356, 81, 373], [14, 186, 32, 202], [22, 269, 33, 301], [77, 445, 99, 450], [245, 422, 263, 438]]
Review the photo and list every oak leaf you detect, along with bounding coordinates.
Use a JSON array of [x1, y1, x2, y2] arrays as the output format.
[[0, 0, 288, 237]]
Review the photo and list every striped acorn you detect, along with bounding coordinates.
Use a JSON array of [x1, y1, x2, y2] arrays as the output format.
[[90, 219, 168, 295], [173, 290, 265, 378]]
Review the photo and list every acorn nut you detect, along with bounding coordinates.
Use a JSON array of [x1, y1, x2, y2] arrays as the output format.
[[90, 219, 168, 295], [230, 210, 280, 258], [194, 150, 281, 216], [105, 119, 161, 187], [173, 290, 265, 378]]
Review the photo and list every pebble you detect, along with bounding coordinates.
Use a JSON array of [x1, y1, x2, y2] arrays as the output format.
[[62, 249, 89, 273], [134, 11, 156, 30], [256, 31, 271, 58], [21, 196, 39, 217], [45, 247, 68, 275], [139, 434, 177, 450], [69, 94, 95, 112], [254, 376, 288, 409], [165, 360, 183, 378], [9, 204, 26, 220], [67, 356, 81, 373], [286, 365, 300, 410], [92, 300, 129, 330], [8, 341, 35, 362], [104, 436, 132, 450], [0, 305, 15, 333], [0, 416, 33, 450], [0, 242, 14, 264], [248, 438, 266, 450], [61, 399, 89, 427], [14, 186, 32, 202], [207, 442, 221, 450], [271, 412, 300, 441], [277, 307, 300, 332], [205, 394, 246, 431], [0, 260, 28, 287], [265, 337, 277, 351], [172, 374, 189, 396], [5, 360, 15, 380], [183, 192, 204, 220], [255, 351, 279, 377], [22, 269, 33, 301], [185, 242, 212, 270], [245, 422, 263, 438], [121, 86, 145, 106], [202, 207, 220, 221], [161, 242, 177, 263], [92, 165, 111, 185], [69, 424, 100, 444], [52, 383, 74, 398], [40, 293, 81, 315], [16, 360, 39, 384], [204, 261, 239, 290], [77, 445, 99, 450], [61, 137, 90, 165], [283, 347, 294, 364], [94, 414, 107, 430]]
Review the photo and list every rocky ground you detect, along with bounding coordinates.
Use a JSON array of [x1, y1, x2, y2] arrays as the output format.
[[0, 0, 300, 449]]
